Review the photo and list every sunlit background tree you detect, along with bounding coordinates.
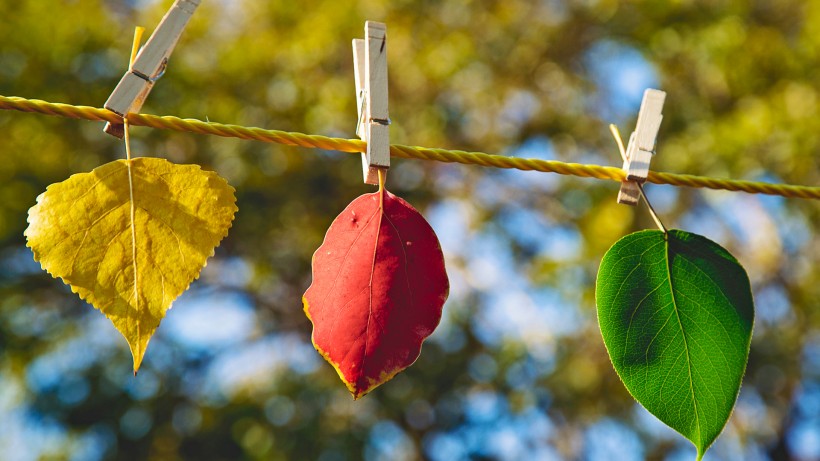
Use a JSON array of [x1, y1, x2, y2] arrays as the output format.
[[0, 1, 818, 460]]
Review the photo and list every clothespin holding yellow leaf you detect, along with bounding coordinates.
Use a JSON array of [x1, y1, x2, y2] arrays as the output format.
[[25, 1, 237, 374]]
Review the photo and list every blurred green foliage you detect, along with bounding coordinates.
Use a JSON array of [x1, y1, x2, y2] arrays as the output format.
[[0, 0, 818, 460]]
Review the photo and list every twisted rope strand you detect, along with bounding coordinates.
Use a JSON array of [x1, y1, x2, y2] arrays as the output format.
[[2, 95, 818, 200]]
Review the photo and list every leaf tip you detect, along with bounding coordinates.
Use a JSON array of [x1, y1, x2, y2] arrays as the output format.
[[127, 332, 150, 376], [131, 349, 145, 375]]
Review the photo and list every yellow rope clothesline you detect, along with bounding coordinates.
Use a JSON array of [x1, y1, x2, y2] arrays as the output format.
[[1, 95, 818, 200]]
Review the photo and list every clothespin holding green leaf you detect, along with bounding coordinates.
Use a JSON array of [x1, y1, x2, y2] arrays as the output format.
[[617, 89, 666, 205]]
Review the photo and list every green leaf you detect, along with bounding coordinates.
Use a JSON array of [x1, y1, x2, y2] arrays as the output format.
[[25, 158, 237, 372], [596, 229, 754, 460]]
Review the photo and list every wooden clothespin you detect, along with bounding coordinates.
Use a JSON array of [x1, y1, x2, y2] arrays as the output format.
[[617, 89, 666, 205], [103, 0, 201, 138], [353, 21, 390, 185]]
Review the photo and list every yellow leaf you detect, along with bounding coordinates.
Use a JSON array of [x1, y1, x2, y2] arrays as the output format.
[[25, 158, 237, 372]]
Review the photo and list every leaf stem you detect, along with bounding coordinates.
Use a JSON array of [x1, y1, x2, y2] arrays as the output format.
[[638, 183, 667, 234], [609, 124, 627, 160], [129, 27, 145, 70], [122, 26, 143, 163], [609, 124, 667, 234], [377, 168, 386, 209], [124, 120, 132, 161]]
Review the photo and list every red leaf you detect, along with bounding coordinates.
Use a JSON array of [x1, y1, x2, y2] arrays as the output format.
[[303, 189, 449, 399]]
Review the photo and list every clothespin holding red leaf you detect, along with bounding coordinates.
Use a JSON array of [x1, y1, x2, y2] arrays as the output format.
[[103, 0, 201, 138], [617, 89, 666, 205], [353, 21, 390, 185], [303, 22, 448, 398]]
